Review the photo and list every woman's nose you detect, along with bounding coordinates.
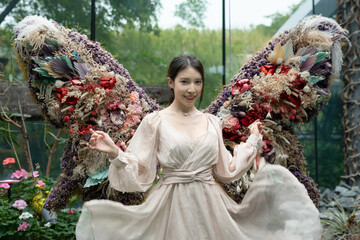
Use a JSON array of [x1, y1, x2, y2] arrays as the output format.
[[187, 84, 196, 93]]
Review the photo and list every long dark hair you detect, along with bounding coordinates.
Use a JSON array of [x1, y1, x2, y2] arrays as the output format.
[[167, 55, 205, 107]]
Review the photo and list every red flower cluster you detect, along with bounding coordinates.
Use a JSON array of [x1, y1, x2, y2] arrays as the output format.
[[55, 87, 67, 101], [55, 87, 78, 104], [262, 139, 272, 152], [280, 92, 301, 108], [222, 128, 241, 141], [69, 78, 84, 91], [279, 74, 306, 111], [78, 124, 97, 135], [3, 157, 15, 165], [84, 84, 96, 92], [231, 79, 251, 95], [291, 75, 307, 90], [108, 101, 123, 111], [260, 64, 290, 76], [240, 105, 267, 127], [99, 77, 116, 89], [259, 63, 307, 122]]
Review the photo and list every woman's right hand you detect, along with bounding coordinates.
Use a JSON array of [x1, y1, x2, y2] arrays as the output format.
[[248, 119, 263, 140], [88, 129, 119, 159]]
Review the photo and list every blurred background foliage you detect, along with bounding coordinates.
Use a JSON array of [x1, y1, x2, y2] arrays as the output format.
[[0, 0, 344, 188]]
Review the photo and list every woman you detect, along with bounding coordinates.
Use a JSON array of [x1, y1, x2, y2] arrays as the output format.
[[76, 55, 321, 240]]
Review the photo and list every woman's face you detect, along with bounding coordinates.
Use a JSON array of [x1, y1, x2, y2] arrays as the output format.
[[168, 66, 203, 109]]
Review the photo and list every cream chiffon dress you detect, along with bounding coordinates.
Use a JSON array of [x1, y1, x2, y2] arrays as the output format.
[[76, 111, 321, 240]]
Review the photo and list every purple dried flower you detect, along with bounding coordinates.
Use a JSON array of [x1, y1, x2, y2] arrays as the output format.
[[289, 167, 320, 206]]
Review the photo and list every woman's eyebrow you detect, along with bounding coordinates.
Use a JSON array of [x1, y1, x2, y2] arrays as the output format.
[[179, 77, 202, 80]]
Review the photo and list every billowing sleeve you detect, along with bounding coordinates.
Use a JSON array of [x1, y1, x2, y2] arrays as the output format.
[[108, 112, 160, 192], [208, 114, 263, 183]]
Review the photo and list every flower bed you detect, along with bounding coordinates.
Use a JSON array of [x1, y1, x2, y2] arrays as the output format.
[[0, 161, 80, 239]]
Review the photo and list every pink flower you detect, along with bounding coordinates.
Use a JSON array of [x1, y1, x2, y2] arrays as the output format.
[[123, 114, 141, 129], [11, 169, 28, 179], [223, 116, 241, 131], [231, 79, 251, 95], [13, 200, 27, 210], [0, 183, 10, 189], [17, 221, 29, 231], [11, 170, 22, 179], [36, 180, 45, 187], [128, 103, 142, 115], [129, 91, 139, 103], [20, 169, 28, 179], [3, 157, 15, 165], [262, 139, 273, 153], [32, 171, 39, 177]]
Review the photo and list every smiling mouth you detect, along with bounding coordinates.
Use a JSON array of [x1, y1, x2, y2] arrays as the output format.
[[185, 96, 196, 101]]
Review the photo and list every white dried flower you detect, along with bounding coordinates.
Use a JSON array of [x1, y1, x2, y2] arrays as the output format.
[[236, 185, 241, 193], [142, 99, 150, 111], [77, 112, 84, 118], [250, 172, 255, 180], [19, 212, 33, 220], [217, 106, 231, 119], [285, 88, 292, 95], [54, 80, 66, 88], [303, 85, 311, 93], [299, 71, 310, 79]]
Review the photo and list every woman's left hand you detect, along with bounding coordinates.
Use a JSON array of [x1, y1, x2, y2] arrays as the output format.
[[249, 119, 263, 140]]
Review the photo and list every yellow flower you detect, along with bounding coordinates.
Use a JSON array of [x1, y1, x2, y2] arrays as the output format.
[[268, 43, 285, 65], [31, 191, 47, 214]]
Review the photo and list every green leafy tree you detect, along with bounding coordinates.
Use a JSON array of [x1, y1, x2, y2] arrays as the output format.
[[0, 0, 161, 43], [108, 25, 270, 108], [255, 0, 305, 35], [174, 0, 208, 28]]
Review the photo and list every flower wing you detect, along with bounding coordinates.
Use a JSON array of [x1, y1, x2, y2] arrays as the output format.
[[205, 15, 348, 205], [14, 15, 161, 210]]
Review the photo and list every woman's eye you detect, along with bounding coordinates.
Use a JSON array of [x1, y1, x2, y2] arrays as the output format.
[[195, 81, 202, 84]]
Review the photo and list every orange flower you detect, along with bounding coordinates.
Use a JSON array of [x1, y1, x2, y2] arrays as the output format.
[[3, 158, 15, 165], [259, 64, 276, 75]]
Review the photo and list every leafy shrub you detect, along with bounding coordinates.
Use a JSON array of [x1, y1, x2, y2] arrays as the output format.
[[321, 200, 360, 240], [0, 163, 80, 240]]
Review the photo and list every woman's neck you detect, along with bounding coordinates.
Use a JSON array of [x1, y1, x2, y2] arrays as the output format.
[[170, 103, 197, 116]]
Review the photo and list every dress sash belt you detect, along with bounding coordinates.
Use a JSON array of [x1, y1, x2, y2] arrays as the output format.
[[162, 166, 215, 185]]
